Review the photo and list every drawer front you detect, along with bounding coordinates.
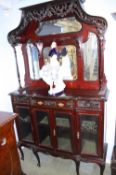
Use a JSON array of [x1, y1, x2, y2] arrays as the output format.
[[12, 96, 30, 105], [31, 98, 74, 110], [77, 100, 101, 110], [0, 139, 12, 174], [0, 124, 14, 146]]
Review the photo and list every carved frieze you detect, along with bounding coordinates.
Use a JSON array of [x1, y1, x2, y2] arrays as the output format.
[[8, 0, 107, 45]]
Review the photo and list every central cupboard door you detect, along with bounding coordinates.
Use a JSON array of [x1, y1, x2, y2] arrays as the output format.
[[32, 108, 75, 153], [54, 110, 74, 153]]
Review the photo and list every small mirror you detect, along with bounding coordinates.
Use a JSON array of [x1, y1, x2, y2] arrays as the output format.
[[82, 32, 98, 81], [36, 17, 82, 36], [15, 44, 25, 87], [26, 43, 42, 79]]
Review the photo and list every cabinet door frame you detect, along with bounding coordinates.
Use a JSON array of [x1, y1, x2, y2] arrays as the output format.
[[32, 108, 76, 154], [53, 109, 76, 154], [77, 110, 104, 157], [32, 107, 55, 149], [13, 105, 35, 144]]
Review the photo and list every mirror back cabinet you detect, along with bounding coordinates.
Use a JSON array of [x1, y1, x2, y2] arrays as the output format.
[[8, 0, 108, 174]]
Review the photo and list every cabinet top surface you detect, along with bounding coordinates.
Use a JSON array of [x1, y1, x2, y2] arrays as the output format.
[[0, 111, 17, 127], [10, 87, 109, 101]]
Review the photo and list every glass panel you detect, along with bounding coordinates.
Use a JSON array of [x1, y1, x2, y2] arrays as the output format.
[[36, 17, 82, 36], [26, 43, 43, 79], [35, 111, 51, 146], [17, 107, 33, 143], [55, 117, 70, 127], [82, 32, 98, 81], [80, 114, 98, 155], [42, 44, 77, 81], [55, 113, 72, 152], [15, 44, 25, 87]]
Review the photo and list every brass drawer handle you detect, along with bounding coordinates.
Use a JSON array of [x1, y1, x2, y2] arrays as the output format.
[[1, 138, 7, 146], [37, 101, 44, 105], [57, 103, 64, 107]]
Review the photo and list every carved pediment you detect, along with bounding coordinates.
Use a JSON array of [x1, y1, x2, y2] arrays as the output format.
[[8, 0, 107, 45]]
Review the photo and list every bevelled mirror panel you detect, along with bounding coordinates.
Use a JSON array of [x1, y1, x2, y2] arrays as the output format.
[[36, 17, 82, 36], [82, 32, 99, 81], [26, 43, 41, 80]]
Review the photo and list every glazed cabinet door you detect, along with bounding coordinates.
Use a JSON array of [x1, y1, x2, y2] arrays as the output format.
[[14, 106, 34, 144], [54, 110, 75, 153], [32, 108, 53, 148], [32, 108, 75, 153], [77, 111, 103, 157]]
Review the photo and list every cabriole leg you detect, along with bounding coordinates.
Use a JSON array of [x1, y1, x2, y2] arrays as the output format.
[[32, 148, 41, 167], [74, 160, 80, 175]]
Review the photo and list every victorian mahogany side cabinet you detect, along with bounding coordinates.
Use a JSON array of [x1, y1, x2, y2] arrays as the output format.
[[0, 111, 26, 175], [7, 0, 108, 175]]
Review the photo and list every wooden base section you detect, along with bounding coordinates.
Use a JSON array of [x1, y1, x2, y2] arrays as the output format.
[[75, 143, 108, 175], [18, 143, 107, 175]]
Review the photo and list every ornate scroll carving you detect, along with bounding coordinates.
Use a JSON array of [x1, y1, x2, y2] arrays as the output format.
[[8, 0, 107, 45]]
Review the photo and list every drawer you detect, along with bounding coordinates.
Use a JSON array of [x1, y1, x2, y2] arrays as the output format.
[[0, 125, 14, 146], [76, 100, 101, 110], [31, 98, 74, 109], [12, 96, 30, 104], [0, 140, 12, 174]]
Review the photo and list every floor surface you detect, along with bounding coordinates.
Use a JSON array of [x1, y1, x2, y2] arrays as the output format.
[[21, 148, 111, 175]]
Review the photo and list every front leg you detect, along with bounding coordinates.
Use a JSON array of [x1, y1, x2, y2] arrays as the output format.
[[32, 148, 41, 167], [74, 160, 80, 175], [99, 163, 105, 175]]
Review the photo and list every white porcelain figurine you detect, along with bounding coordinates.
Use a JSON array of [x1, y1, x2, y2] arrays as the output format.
[[39, 41, 66, 95]]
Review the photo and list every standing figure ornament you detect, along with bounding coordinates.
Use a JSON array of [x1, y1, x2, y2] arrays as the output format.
[[40, 41, 66, 96]]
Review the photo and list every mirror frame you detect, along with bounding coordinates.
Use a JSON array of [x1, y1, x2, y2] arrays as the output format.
[[7, 0, 107, 91]]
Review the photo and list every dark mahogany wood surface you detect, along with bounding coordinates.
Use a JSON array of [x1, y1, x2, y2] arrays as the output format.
[[0, 111, 26, 175]]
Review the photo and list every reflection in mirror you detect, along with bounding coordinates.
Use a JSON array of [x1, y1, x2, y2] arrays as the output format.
[[82, 32, 98, 81], [26, 41, 77, 83], [27, 43, 41, 79], [43, 45, 77, 80], [36, 17, 82, 36]]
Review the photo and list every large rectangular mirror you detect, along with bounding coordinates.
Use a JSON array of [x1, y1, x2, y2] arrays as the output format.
[[26, 42, 77, 81]]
